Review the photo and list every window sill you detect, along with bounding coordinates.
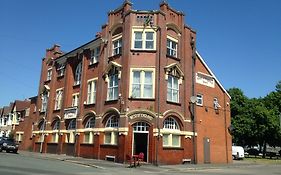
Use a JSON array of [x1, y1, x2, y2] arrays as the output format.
[[53, 109, 60, 112], [73, 84, 80, 88], [101, 144, 118, 148], [104, 99, 118, 104], [163, 146, 183, 150], [166, 54, 181, 61], [131, 49, 157, 53], [88, 62, 99, 68], [196, 104, 203, 107], [81, 143, 94, 146], [47, 142, 58, 145], [57, 75, 64, 79], [166, 100, 181, 106], [129, 97, 155, 101], [84, 103, 96, 107], [44, 80, 51, 84], [108, 54, 122, 61]]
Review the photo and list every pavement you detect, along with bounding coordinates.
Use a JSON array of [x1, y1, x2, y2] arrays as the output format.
[[19, 151, 257, 172]]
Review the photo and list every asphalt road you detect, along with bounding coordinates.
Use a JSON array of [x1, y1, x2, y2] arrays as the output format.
[[1, 152, 281, 175]]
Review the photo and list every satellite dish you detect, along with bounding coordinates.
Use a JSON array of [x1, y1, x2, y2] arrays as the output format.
[[190, 96, 197, 104]]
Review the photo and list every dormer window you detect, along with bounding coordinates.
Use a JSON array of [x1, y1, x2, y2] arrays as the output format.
[[132, 28, 156, 50], [167, 36, 178, 57], [57, 64, 65, 77]]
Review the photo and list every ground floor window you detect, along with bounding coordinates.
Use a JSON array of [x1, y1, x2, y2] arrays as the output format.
[[51, 133, 59, 143], [104, 132, 118, 145], [16, 133, 23, 142], [84, 132, 93, 144], [65, 132, 75, 143], [163, 133, 181, 147]]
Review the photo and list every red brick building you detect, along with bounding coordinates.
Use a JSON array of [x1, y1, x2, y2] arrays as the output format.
[[21, 1, 231, 165]]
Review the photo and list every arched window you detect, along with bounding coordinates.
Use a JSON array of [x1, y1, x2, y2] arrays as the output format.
[[105, 115, 119, 128], [68, 119, 76, 130], [85, 117, 95, 128], [53, 120, 60, 130], [163, 117, 181, 147], [74, 62, 82, 85], [38, 121, 45, 131], [104, 115, 119, 145], [163, 117, 179, 130]]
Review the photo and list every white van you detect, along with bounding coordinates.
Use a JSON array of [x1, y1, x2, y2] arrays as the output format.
[[232, 146, 245, 160]]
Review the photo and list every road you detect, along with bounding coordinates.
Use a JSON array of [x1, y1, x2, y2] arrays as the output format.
[[0, 152, 281, 175]]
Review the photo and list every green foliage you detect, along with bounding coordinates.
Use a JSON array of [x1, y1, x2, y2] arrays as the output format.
[[228, 81, 281, 152]]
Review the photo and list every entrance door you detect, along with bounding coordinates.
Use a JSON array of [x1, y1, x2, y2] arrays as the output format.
[[133, 122, 149, 162], [203, 137, 211, 163]]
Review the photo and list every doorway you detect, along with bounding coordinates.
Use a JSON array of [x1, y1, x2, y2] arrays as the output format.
[[132, 122, 149, 162], [203, 137, 211, 163]]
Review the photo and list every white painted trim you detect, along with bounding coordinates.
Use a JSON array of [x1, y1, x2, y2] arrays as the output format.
[[196, 51, 231, 99]]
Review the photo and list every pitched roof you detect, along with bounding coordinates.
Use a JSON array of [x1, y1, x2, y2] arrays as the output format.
[[196, 51, 231, 99], [14, 100, 30, 111]]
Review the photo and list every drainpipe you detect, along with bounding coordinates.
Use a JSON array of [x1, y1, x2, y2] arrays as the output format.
[[191, 36, 197, 164], [223, 93, 229, 163]]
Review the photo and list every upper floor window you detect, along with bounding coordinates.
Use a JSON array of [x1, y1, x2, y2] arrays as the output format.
[[74, 62, 82, 85], [87, 79, 97, 104], [38, 121, 45, 131], [130, 68, 154, 98], [167, 75, 179, 103], [105, 115, 119, 128], [57, 64, 65, 77], [214, 97, 221, 109], [41, 92, 49, 112], [112, 37, 122, 56], [54, 89, 63, 110], [47, 68, 52, 81], [107, 73, 119, 101], [90, 47, 100, 65], [167, 36, 178, 57], [72, 93, 79, 107], [132, 28, 156, 50], [196, 94, 203, 106]]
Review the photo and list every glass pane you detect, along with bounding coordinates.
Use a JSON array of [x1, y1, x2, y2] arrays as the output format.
[[144, 72, 152, 83], [133, 71, 141, 83], [163, 134, 169, 146], [113, 87, 118, 100], [173, 90, 179, 102], [132, 84, 141, 97], [167, 88, 172, 101], [143, 85, 152, 98], [113, 132, 118, 144], [146, 32, 153, 40], [146, 41, 153, 49], [172, 135, 180, 146], [135, 32, 142, 39], [173, 78, 178, 89], [104, 133, 111, 144], [84, 133, 90, 143], [135, 41, 142, 49]]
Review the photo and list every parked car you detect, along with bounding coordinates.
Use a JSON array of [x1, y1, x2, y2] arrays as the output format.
[[0, 137, 19, 153], [232, 146, 245, 160], [246, 148, 260, 157]]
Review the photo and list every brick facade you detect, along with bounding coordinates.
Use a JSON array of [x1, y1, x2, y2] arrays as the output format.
[[13, 1, 232, 165]]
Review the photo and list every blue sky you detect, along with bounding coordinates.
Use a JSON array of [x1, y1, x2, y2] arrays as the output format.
[[0, 0, 281, 107]]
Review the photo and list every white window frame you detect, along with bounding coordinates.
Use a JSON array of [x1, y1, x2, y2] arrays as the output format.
[[54, 88, 63, 110], [90, 46, 100, 65], [214, 97, 221, 109], [196, 94, 203, 106], [107, 74, 119, 101], [163, 117, 181, 147], [167, 36, 178, 57], [83, 131, 93, 144], [74, 62, 82, 86], [132, 27, 156, 50], [129, 68, 155, 99], [57, 65, 65, 77], [112, 35, 122, 56], [104, 115, 119, 145], [41, 92, 49, 112], [72, 93, 79, 107], [167, 75, 179, 103], [87, 78, 97, 104], [47, 68, 52, 81], [85, 117, 95, 128]]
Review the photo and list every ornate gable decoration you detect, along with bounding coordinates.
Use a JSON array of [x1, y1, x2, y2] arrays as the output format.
[[164, 63, 184, 84], [103, 61, 122, 82]]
